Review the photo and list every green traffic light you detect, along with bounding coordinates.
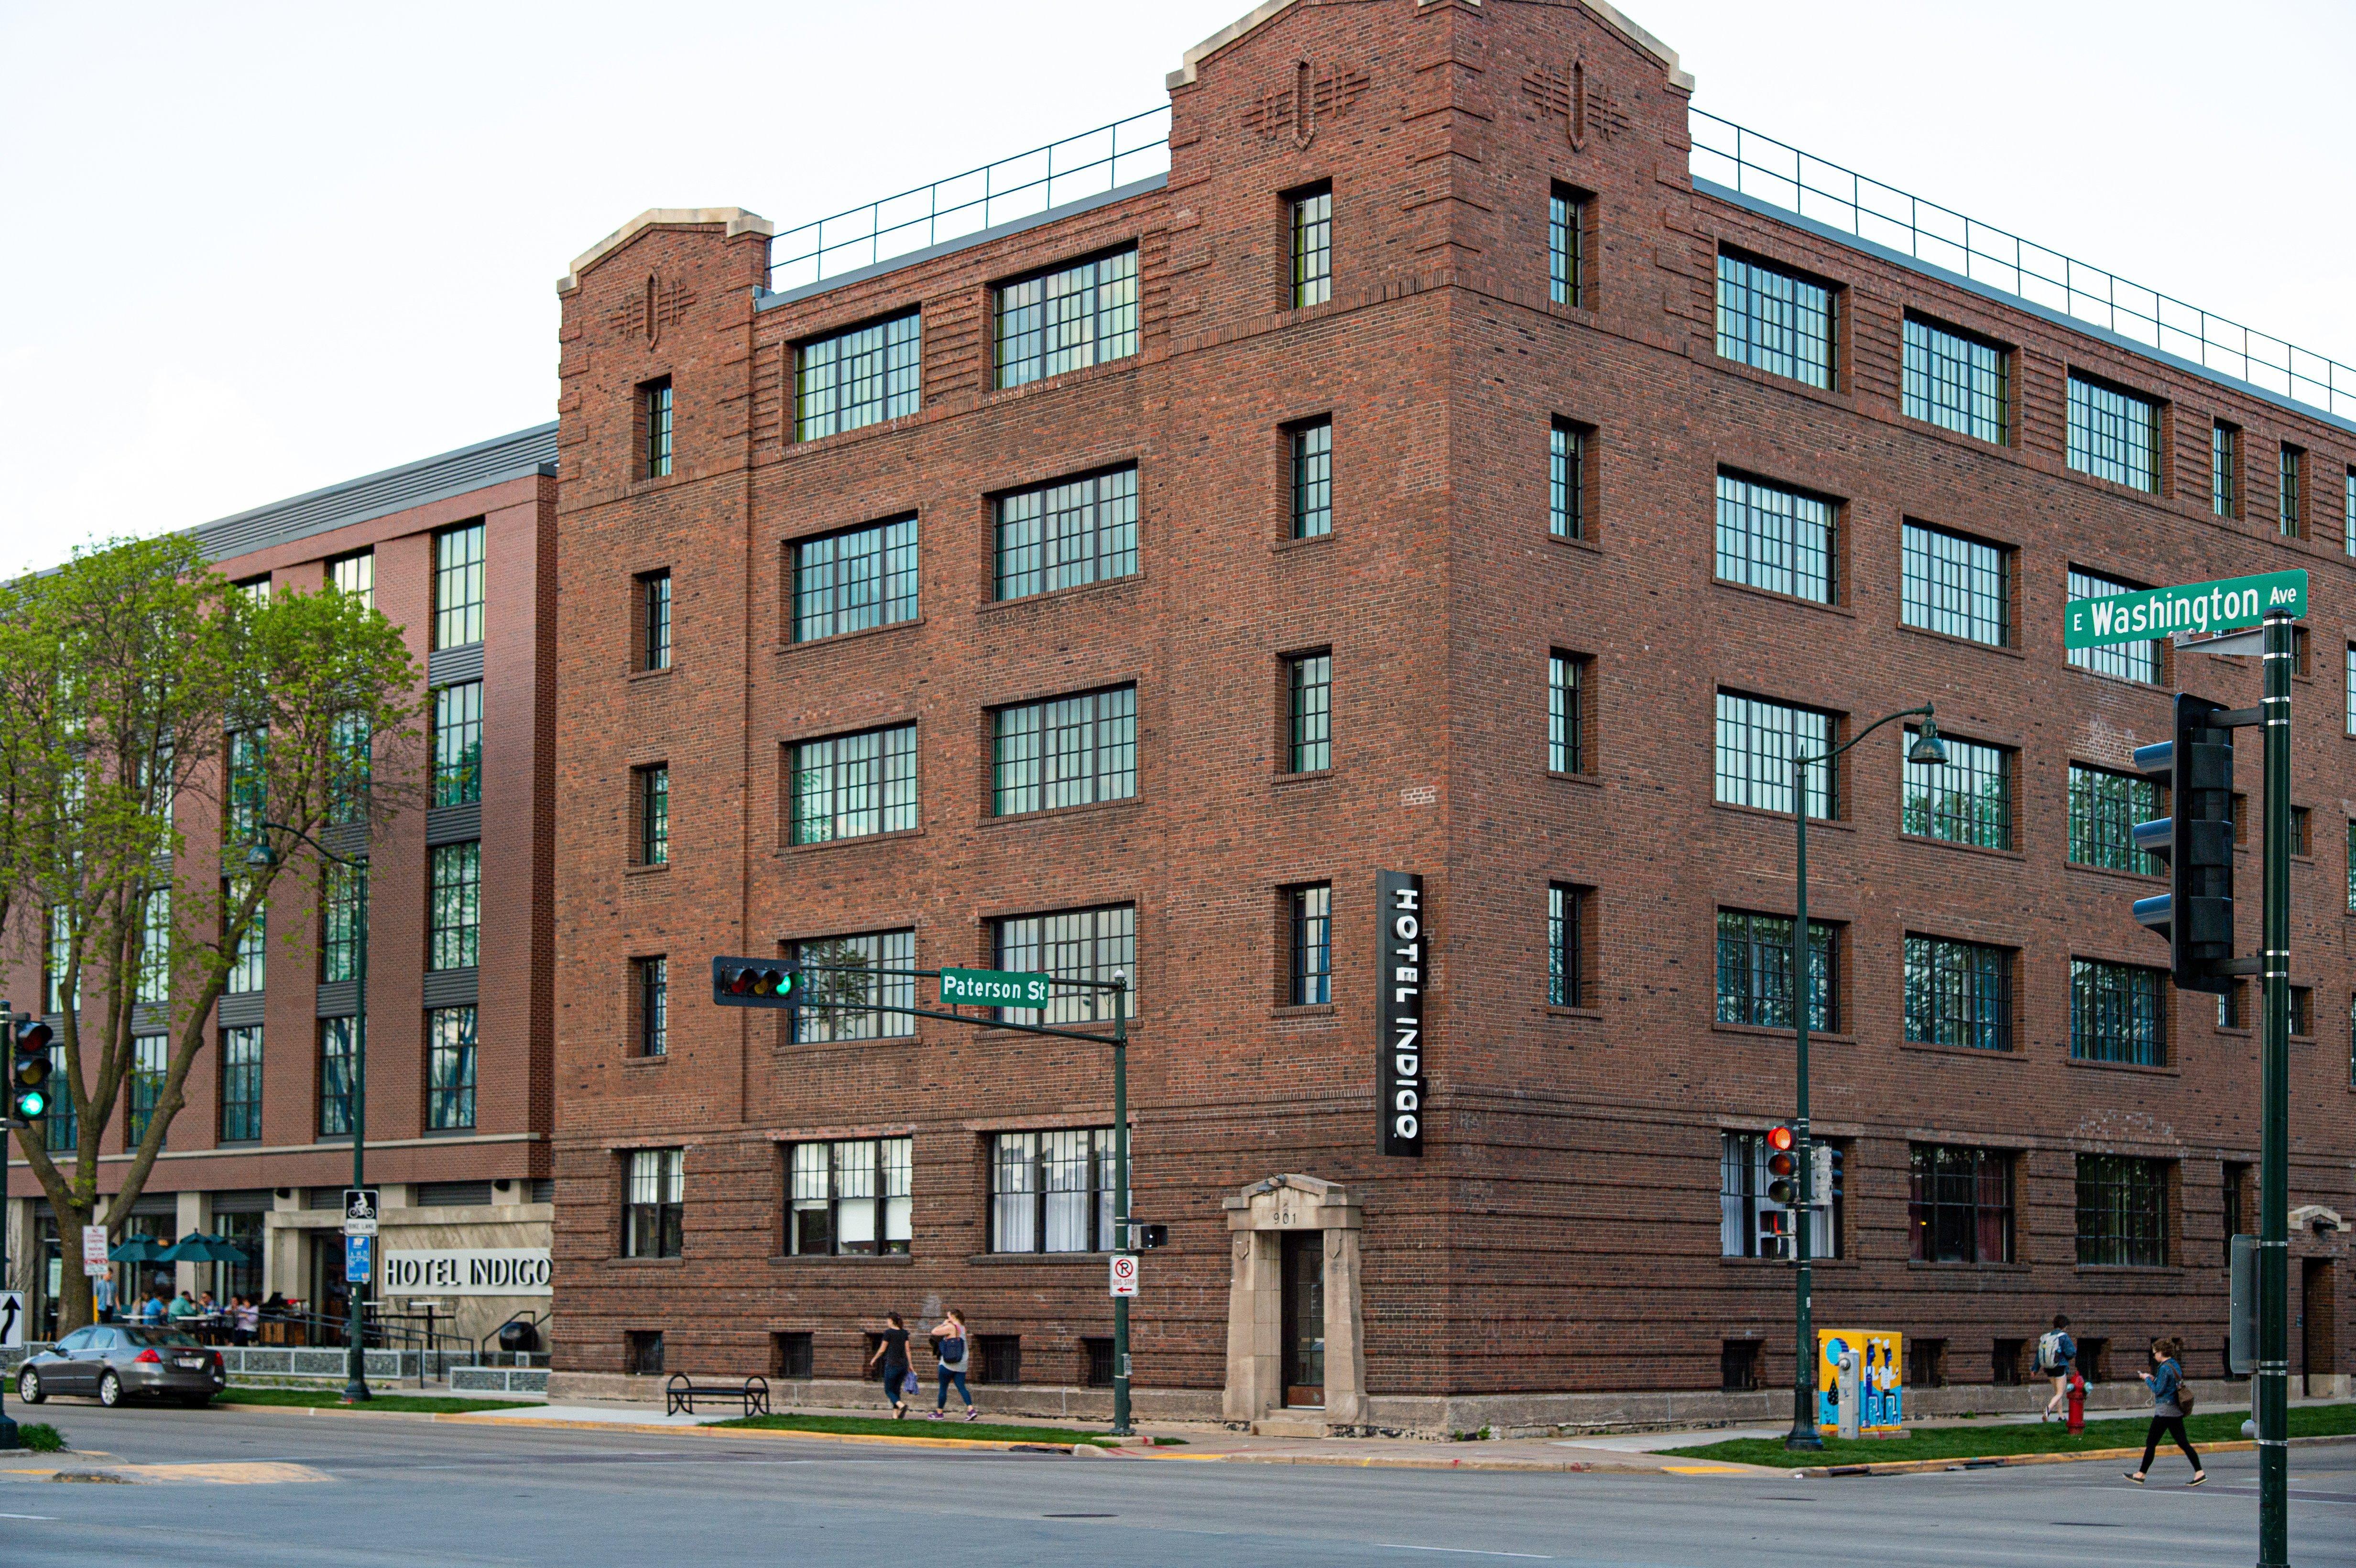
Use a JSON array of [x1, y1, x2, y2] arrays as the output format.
[[15, 1088, 46, 1119]]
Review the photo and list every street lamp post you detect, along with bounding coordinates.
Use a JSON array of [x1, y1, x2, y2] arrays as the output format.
[[249, 822, 370, 1405], [1784, 705, 1946, 1451]]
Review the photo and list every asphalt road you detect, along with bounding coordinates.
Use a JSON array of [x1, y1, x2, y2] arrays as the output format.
[[1, 1404, 2352, 1567]]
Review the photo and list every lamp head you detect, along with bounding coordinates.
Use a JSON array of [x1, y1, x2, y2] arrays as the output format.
[[243, 837, 277, 870], [1907, 712, 1949, 766]]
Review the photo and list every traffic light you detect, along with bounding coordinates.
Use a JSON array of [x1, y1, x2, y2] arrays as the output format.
[[710, 957, 799, 1021], [10, 1013, 55, 1125], [1765, 1125, 1799, 1208], [2131, 694, 2238, 994]]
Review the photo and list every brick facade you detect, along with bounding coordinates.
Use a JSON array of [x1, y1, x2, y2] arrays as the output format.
[[549, 0, 2353, 1424]]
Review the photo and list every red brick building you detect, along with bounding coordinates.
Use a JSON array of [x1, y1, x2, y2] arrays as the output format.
[[4, 426, 561, 1349], [548, 0, 2353, 1428]]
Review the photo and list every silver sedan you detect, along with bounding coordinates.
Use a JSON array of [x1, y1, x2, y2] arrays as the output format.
[[16, 1323, 228, 1407]]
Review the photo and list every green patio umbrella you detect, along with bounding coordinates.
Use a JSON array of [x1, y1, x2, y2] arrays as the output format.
[[107, 1235, 174, 1264], [159, 1232, 251, 1264]]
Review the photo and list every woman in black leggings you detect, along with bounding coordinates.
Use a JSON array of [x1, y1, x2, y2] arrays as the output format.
[[2125, 1336, 2205, 1486]]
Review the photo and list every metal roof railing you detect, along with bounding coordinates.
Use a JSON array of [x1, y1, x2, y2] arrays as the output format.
[[766, 108, 1172, 294], [1689, 108, 2355, 424]]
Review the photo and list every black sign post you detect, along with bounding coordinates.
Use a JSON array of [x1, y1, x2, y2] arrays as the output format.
[[1377, 872, 1425, 1158]]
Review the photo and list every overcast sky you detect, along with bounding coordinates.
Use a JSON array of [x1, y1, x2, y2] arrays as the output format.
[[1, 0, 2347, 577]]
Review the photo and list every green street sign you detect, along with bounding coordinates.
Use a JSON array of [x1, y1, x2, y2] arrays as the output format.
[[2064, 568, 2307, 651], [939, 967, 1054, 1007]]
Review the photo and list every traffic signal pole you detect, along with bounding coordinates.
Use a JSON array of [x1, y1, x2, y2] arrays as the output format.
[[1112, 974, 1131, 1437], [1787, 772, 1818, 1452], [2258, 609, 2291, 1568]]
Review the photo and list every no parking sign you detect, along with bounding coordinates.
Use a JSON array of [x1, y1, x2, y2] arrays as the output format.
[[1108, 1253, 1139, 1297]]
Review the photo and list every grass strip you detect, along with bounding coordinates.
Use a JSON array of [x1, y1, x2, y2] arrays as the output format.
[[709, 1412, 1181, 1447], [220, 1388, 537, 1415], [1664, 1402, 2356, 1469]]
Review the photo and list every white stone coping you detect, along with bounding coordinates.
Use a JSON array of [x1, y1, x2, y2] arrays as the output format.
[[558, 207, 776, 295], [1166, 0, 1693, 95]]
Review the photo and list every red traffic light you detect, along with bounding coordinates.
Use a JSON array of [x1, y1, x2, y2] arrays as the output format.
[[727, 968, 755, 995], [1766, 1124, 1794, 1152], [13, 1016, 53, 1055]]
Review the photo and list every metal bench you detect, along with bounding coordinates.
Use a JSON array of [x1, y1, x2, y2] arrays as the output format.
[[665, 1372, 771, 1418]]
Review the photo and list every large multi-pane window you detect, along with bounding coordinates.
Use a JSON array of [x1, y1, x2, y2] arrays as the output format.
[[329, 552, 374, 611], [1548, 653, 1584, 773], [432, 684, 482, 807], [992, 688, 1135, 816], [1716, 910, 1835, 1032], [43, 1043, 75, 1151], [1909, 1145, 2013, 1263], [1291, 421, 1332, 539], [1290, 188, 1332, 306], [2211, 423, 2239, 517], [993, 905, 1134, 1026], [127, 1035, 166, 1145], [328, 711, 371, 826], [426, 1006, 477, 1131], [989, 1130, 1116, 1253], [1549, 422, 1585, 539], [1287, 654, 1332, 773], [2076, 1154, 2169, 1266], [225, 882, 264, 994], [787, 1138, 910, 1256], [1289, 885, 1331, 1006], [434, 523, 487, 649], [994, 468, 1137, 600], [1900, 522, 2008, 645], [322, 864, 364, 983], [796, 313, 920, 440], [641, 378, 673, 479], [2345, 467, 2356, 559], [994, 250, 1137, 388], [319, 1017, 355, 1137], [641, 571, 672, 671], [1715, 252, 1834, 388], [227, 728, 267, 847], [427, 842, 481, 970], [1721, 1130, 1839, 1258], [2347, 646, 2356, 734], [1904, 937, 2012, 1051], [791, 929, 916, 1044], [2066, 568, 2158, 683], [2066, 374, 2160, 491], [2280, 445, 2304, 536], [2068, 764, 2162, 873], [2070, 958, 2165, 1066], [1901, 317, 2006, 443], [1714, 693, 1834, 818], [624, 1147, 685, 1259], [789, 725, 917, 844], [136, 888, 171, 1004], [1548, 186, 1584, 307], [1715, 472, 1835, 604], [791, 516, 919, 642], [1902, 730, 2011, 849], [1549, 883, 1586, 1007], [44, 905, 76, 1014], [637, 766, 669, 866], [637, 957, 667, 1057]]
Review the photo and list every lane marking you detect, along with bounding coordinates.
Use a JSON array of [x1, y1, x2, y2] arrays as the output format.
[[1375, 1547, 1551, 1560]]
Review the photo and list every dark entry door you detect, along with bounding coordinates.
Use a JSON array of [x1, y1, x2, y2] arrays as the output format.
[[1280, 1231, 1324, 1408], [2305, 1260, 2336, 1396]]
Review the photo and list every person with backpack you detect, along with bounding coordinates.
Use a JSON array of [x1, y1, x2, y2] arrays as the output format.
[[863, 1310, 914, 1420], [928, 1307, 978, 1422], [2037, 1314, 2078, 1420], [2125, 1337, 2205, 1486]]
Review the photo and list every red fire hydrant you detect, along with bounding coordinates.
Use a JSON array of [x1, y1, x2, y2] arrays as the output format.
[[2065, 1370, 2087, 1434]]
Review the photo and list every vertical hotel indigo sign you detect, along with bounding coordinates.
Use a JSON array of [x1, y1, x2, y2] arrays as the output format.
[[1378, 871, 1426, 1156]]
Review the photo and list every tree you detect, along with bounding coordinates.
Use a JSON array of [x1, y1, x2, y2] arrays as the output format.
[[3, 537, 422, 1333]]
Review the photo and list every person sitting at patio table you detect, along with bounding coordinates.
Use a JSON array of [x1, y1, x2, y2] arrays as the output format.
[[232, 1295, 260, 1346], [169, 1289, 202, 1321], [139, 1290, 167, 1325]]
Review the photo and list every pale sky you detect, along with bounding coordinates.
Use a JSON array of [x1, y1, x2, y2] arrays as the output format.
[[2, 0, 2348, 577]]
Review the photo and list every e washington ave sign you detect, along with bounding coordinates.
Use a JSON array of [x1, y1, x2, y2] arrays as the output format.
[[2064, 568, 2306, 651]]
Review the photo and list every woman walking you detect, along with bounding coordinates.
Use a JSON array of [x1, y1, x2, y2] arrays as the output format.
[[928, 1308, 977, 1422], [2124, 1337, 2205, 1486], [864, 1311, 914, 1419]]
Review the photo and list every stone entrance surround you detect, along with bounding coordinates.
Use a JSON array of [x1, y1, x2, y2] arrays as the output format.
[[1224, 1174, 1366, 1433]]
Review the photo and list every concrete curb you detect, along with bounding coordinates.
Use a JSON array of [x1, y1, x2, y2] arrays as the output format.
[[1802, 1431, 2356, 1479], [213, 1401, 1109, 1454]]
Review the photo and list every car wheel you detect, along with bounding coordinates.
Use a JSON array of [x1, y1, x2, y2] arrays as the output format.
[[98, 1370, 123, 1407], [16, 1368, 43, 1405]]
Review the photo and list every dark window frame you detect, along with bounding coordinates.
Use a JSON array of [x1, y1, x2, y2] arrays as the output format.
[[1904, 935, 2014, 1052], [1548, 184, 1589, 308], [1288, 883, 1331, 1006], [1289, 418, 1333, 539], [1288, 183, 1332, 307], [2069, 958, 2167, 1066], [1716, 909, 1836, 1033], [218, 1025, 262, 1143], [623, 1147, 685, 1259], [637, 956, 667, 1057], [993, 248, 1139, 389], [786, 1136, 912, 1257], [2075, 1153, 2170, 1267], [794, 312, 921, 441], [1715, 249, 1837, 389], [987, 1128, 1117, 1254], [1900, 315, 2009, 444], [636, 765, 669, 867], [640, 570, 673, 671], [639, 377, 674, 479], [1908, 1144, 2015, 1263], [1286, 652, 1332, 773]]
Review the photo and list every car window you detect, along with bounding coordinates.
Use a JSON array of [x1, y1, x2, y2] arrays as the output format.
[[121, 1328, 201, 1349], [54, 1328, 93, 1352]]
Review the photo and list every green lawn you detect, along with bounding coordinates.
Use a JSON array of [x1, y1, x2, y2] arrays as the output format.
[[709, 1412, 1183, 1448], [1664, 1402, 2356, 1469], [218, 1388, 537, 1415]]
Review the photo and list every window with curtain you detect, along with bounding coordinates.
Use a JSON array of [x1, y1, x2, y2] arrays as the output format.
[[1909, 1145, 2013, 1262], [624, 1147, 684, 1258], [787, 1138, 910, 1256], [989, 1129, 1116, 1253]]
